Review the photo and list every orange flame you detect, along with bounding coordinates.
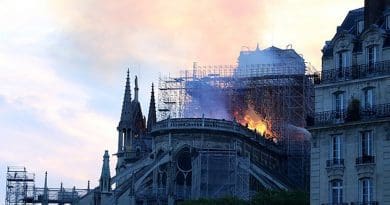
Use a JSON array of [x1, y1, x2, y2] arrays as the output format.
[[235, 105, 273, 138]]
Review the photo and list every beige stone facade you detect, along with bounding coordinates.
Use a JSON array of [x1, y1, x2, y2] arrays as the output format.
[[310, 4, 390, 205]]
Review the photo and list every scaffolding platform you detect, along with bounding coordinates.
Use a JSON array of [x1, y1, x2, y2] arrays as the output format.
[[5, 166, 89, 205], [157, 61, 318, 190]]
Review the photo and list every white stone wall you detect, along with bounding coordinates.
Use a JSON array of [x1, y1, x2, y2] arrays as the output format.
[[312, 22, 390, 205], [311, 121, 390, 204], [314, 77, 390, 113]]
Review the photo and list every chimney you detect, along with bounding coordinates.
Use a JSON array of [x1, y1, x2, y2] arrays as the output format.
[[364, 0, 390, 27]]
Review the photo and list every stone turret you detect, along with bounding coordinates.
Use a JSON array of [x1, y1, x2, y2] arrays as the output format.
[[116, 72, 147, 174], [116, 70, 133, 172], [99, 150, 111, 193]]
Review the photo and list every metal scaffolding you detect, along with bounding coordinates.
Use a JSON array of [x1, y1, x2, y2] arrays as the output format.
[[157, 62, 317, 190], [5, 166, 89, 205], [6, 167, 35, 205]]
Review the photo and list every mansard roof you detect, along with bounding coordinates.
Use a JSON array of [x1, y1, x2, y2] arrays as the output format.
[[323, 6, 390, 58]]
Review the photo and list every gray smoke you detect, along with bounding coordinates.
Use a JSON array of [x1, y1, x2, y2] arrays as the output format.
[[287, 124, 312, 141], [183, 80, 232, 120]]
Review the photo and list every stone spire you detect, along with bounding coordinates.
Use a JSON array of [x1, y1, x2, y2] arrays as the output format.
[[147, 83, 157, 132], [43, 171, 48, 205], [120, 69, 132, 123], [134, 75, 139, 102], [100, 150, 111, 193]]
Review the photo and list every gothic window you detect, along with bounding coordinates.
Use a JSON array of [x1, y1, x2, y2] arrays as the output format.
[[387, 15, 390, 30], [136, 147, 141, 157]]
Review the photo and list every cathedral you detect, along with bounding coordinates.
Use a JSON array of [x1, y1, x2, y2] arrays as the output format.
[[76, 70, 295, 205]]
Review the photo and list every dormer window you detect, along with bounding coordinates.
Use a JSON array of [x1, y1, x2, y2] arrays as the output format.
[[357, 20, 364, 34], [366, 45, 378, 69], [336, 51, 350, 78]]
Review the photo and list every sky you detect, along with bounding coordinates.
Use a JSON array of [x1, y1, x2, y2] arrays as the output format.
[[0, 0, 363, 203]]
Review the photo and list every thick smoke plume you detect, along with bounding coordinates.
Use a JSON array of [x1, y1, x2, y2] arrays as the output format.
[[183, 80, 232, 120]]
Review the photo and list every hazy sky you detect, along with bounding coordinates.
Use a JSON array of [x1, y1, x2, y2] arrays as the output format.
[[0, 0, 363, 203]]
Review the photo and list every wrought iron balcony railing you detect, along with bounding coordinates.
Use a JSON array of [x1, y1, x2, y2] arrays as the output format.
[[326, 159, 345, 168], [319, 60, 390, 84], [313, 103, 390, 126], [356, 155, 376, 165]]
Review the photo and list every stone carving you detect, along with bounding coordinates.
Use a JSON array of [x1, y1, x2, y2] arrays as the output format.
[[365, 33, 381, 46]]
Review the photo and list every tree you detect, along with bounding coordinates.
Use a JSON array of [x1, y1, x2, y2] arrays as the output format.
[[179, 190, 309, 205], [251, 190, 309, 205], [346, 98, 361, 122], [179, 197, 248, 205]]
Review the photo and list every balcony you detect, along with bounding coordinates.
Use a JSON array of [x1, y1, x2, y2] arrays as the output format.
[[326, 159, 345, 180], [326, 159, 344, 167], [356, 155, 376, 165], [319, 60, 390, 84], [313, 103, 390, 126], [356, 155, 376, 178], [350, 202, 379, 205]]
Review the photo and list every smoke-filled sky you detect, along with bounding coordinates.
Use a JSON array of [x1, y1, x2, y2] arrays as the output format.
[[0, 0, 362, 203]]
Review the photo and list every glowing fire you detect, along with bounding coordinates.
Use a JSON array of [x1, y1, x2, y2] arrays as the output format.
[[235, 105, 273, 138]]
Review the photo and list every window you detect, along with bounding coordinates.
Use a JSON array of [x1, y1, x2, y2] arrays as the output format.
[[336, 51, 350, 77], [361, 130, 373, 157], [360, 178, 373, 203], [363, 88, 374, 109], [357, 20, 364, 34], [136, 147, 141, 157], [330, 180, 343, 204], [334, 92, 345, 118], [332, 135, 342, 160], [387, 15, 390, 30], [367, 46, 378, 69]]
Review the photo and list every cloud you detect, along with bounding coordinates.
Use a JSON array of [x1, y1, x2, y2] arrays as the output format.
[[0, 0, 365, 203], [0, 52, 117, 193], [48, 0, 268, 71], [47, 0, 363, 72]]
